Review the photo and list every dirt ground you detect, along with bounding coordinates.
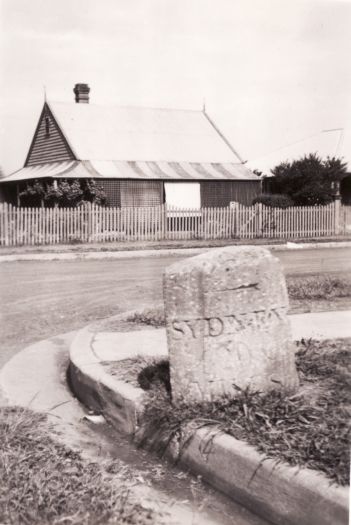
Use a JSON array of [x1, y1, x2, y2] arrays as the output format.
[[0, 249, 350, 367], [1, 236, 350, 255], [0, 258, 163, 368]]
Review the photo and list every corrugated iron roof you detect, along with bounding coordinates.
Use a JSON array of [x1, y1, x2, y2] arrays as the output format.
[[1, 160, 258, 183], [1, 161, 91, 183], [48, 101, 243, 164]]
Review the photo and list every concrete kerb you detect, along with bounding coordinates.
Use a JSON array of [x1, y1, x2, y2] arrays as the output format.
[[1, 240, 351, 262], [69, 312, 349, 525], [69, 322, 145, 434]]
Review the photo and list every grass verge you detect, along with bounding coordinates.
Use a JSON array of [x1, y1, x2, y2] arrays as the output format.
[[133, 339, 350, 487], [0, 406, 161, 525], [287, 275, 351, 300]]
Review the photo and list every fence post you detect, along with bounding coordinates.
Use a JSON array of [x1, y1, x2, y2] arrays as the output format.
[[5, 203, 10, 246], [256, 203, 262, 237], [334, 198, 341, 235], [2, 203, 8, 245], [163, 204, 167, 240], [86, 202, 91, 242]]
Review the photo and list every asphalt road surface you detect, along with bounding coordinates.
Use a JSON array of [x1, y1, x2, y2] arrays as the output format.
[[0, 246, 350, 368]]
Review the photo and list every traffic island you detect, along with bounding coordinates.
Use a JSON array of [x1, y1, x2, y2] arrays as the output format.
[[69, 309, 349, 525]]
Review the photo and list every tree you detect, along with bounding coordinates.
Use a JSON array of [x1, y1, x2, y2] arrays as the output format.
[[270, 154, 347, 205]]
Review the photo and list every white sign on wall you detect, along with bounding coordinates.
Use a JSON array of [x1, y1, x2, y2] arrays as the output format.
[[164, 182, 201, 209]]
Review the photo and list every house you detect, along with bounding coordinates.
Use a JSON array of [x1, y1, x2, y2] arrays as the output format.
[[1, 83, 261, 208]]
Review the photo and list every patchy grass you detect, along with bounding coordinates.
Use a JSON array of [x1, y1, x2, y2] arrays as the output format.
[[126, 308, 166, 328], [0, 406, 162, 525], [287, 275, 351, 313], [135, 339, 350, 486], [287, 275, 351, 300]]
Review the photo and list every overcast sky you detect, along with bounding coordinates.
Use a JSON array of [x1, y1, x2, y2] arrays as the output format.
[[1, 0, 350, 175]]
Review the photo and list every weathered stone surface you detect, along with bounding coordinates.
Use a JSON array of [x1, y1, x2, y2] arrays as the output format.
[[163, 246, 299, 405]]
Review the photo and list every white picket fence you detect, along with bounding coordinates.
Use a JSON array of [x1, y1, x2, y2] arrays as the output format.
[[0, 201, 350, 246]]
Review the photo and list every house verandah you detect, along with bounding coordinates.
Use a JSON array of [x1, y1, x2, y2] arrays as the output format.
[[1, 160, 262, 209]]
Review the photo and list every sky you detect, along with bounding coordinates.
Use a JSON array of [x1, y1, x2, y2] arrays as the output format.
[[0, 0, 350, 175]]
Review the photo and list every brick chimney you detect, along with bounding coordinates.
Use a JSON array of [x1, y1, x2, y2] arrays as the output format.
[[73, 83, 90, 103]]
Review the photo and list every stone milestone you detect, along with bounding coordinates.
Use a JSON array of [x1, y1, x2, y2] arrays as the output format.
[[163, 246, 299, 405]]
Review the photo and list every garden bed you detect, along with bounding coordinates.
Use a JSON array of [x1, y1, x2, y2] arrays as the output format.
[[108, 337, 350, 487]]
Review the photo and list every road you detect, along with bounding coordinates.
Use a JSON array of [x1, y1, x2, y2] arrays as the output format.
[[0, 246, 350, 368], [0, 246, 349, 525], [273, 246, 351, 276]]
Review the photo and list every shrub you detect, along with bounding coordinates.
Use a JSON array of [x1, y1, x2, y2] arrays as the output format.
[[19, 179, 107, 207], [19, 181, 46, 206], [252, 193, 294, 208], [271, 154, 347, 205]]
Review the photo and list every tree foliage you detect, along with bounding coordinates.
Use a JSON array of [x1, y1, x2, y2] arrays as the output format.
[[270, 154, 347, 205], [19, 179, 107, 207]]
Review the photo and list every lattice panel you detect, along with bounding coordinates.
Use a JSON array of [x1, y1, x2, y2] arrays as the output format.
[[201, 181, 261, 207], [99, 180, 121, 207], [120, 180, 163, 207]]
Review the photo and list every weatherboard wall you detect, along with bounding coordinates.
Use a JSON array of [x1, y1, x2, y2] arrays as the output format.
[[25, 104, 75, 166]]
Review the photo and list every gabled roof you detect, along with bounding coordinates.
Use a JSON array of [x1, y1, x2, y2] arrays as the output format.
[[2, 99, 260, 183], [48, 101, 242, 164]]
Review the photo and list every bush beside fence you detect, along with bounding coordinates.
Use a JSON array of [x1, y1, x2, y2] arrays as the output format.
[[0, 201, 350, 246]]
